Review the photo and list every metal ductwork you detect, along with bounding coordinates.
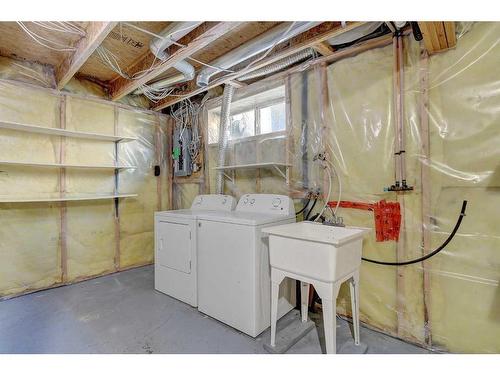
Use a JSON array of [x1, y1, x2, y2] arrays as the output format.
[[326, 22, 384, 45], [238, 48, 315, 82], [216, 84, 235, 194], [196, 22, 321, 88]]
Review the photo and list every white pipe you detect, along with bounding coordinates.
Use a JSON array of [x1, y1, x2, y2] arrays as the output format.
[[133, 60, 195, 95], [196, 22, 321, 87], [135, 22, 201, 95], [150, 21, 202, 60]]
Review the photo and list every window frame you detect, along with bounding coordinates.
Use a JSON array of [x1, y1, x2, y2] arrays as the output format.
[[203, 78, 290, 147], [207, 92, 286, 145]]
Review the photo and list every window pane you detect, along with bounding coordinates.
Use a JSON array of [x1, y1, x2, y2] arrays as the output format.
[[259, 102, 286, 134], [229, 110, 255, 140]]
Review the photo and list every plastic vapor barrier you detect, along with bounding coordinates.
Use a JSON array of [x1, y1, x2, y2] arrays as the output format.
[[198, 22, 500, 353], [0, 64, 169, 297]]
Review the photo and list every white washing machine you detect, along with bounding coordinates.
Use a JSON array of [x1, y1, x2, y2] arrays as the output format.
[[196, 194, 296, 337], [154, 194, 236, 307]]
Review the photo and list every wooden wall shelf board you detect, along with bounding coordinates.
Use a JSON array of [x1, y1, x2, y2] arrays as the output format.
[[0, 120, 137, 142], [0, 160, 136, 170], [0, 193, 138, 203]]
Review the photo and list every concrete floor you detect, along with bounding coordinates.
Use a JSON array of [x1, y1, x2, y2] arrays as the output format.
[[0, 266, 430, 354]]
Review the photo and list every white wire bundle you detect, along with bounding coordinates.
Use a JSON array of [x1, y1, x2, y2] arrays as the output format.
[[16, 21, 79, 52], [31, 21, 86, 36], [171, 98, 201, 162]]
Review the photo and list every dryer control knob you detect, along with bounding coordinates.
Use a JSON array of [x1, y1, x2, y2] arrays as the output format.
[[272, 197, 281, 207], [243, 198, 249, 204], [250, 199, 255, 204]]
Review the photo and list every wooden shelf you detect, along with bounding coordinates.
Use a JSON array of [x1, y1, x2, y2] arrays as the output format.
[[0, 120, 136, 142], [0, 193, 138, 203], [0, 160, 136, 170]]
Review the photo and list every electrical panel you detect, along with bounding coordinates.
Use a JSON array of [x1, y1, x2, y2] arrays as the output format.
[[172, 127, 192, 177]]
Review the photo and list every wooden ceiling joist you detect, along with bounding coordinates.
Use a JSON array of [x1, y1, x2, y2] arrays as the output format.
[[55, 22, 117, 90], [152, 21, 365, 111], [312, 41, 335, 56], [109, 22, 242, 101], [418, 22, 456, 55]]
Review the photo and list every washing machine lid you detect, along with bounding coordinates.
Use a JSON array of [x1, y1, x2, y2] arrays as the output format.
[[197, 211, 295, 226]]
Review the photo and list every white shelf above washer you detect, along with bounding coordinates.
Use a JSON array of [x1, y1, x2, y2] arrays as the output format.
[[0, 160, 136, 170], [213, 162, 291, 184], [0, 120, 137, 142], [0, 193, 138, 203]]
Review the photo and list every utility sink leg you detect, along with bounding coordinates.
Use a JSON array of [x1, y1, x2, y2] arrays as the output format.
[[300, 282, 309, 322], [350, 271, 361, 345]]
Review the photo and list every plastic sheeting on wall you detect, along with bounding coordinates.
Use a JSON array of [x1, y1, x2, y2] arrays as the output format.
[[0, 77, 169, 297], [200, 22, 500, 353]]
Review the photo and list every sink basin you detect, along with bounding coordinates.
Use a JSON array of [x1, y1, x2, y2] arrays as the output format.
[[263, 222, 370, 283]]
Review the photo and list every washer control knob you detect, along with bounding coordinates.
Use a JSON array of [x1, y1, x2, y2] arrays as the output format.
[[222, 197, 227, 204], [243, 198, 249, 204], [250, 198, 255, 204], [272, 197, 281, 207], [195, 197, 203, 205]]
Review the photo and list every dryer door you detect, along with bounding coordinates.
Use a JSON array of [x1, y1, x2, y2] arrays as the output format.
[[157, 220, 191, 274]]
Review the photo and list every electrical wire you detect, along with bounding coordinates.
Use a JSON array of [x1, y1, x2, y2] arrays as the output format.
[[17, 22, 78, 52], [362, 201, 468, 266], [31, 21, 86, 36]]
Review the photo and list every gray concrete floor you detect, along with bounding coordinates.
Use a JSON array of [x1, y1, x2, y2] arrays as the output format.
[[0, 265, 430, 354]]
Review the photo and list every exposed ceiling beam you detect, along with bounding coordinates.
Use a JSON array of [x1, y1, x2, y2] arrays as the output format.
[[152, 22, 365, 111], [418, 22, 456, 55], [55, 22, 117, 90], [109, 22, 242, 101], [312, 41, 335, 56]]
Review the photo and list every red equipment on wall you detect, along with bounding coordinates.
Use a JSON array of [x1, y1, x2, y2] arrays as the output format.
[[326, 200, 401, 242]]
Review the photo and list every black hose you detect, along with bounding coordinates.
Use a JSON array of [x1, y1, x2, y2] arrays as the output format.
[[295, 198, 311, 216], [304, 198, 317, 220], [362, 200, 467, 266]]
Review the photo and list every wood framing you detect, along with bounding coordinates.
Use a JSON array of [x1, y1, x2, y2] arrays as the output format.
[[152, 22, 365, 111], [419, 46, 433, 347], [418, 22, 456, 55], [59, 96, 68, 282], [313, 41, 335, 56], [109, 22, 242, 101], [55, 22, 117, 90]]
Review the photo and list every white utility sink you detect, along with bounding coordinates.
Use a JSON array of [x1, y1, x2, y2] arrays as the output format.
[[263, 221, 370, 354], [263, 221, 370, 284]]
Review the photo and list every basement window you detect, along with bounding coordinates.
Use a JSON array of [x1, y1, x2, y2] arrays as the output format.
[[208, 85, 286, 144]]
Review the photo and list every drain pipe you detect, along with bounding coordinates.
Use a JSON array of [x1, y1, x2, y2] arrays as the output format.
[[216, 85, 235, 194]]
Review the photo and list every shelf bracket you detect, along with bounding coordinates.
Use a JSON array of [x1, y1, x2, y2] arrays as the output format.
[[272, 164, 287, 180], [222, 171, 234, 184]]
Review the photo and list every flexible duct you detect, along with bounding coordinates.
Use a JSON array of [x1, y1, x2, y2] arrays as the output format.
[[216, 84, 235, 194], [238, 48, 315, 81], [196, 22, 321, 87]]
